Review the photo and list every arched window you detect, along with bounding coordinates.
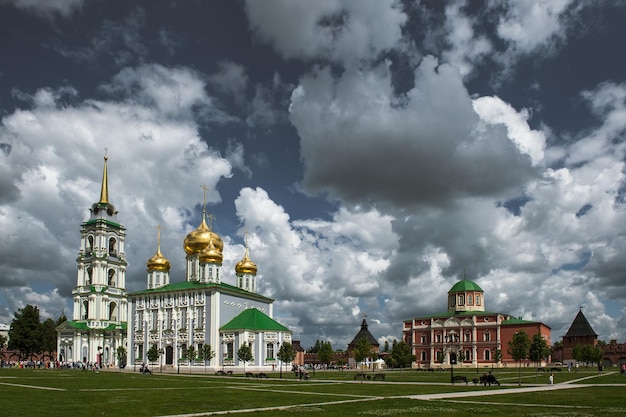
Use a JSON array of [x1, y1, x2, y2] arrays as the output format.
[[82, 301, 89, 320], [467, 295, 473, 305], [87, 236, 94, 254], [464, 349, 471, 361], [484, 349, 491, 361], [108, 237, 116, 256], [108, 269, 115, 286], [458, 294, 465, 306], [109, 302, 118, 321], [421, 351, 427, 362], [86, 267, 93, 285]]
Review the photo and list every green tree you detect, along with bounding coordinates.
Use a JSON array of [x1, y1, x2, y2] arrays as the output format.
[[237, 342, 254, 373], [146, 344, 160, 368], [116, 346, 127, 370], [277, 342, 296, 378], [508, 331, 531, 386], [307, 340, 321, 354], [186, 346, 196, 364], [353, 337, 372, 370], [0, 334, 7, 350], [317, 341, 333, 370], [8, 305, 43, 360], [528, 333, 551, 366], [389, 340, 415, 369], [41, 318, 57, 357], [201, 344, 215, 373]]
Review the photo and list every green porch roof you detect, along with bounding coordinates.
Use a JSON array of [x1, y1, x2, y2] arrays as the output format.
[[128, 280, 274, 303], [220, 308, 290, 332]]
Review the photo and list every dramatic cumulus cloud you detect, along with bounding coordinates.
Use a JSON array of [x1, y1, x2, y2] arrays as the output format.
[[1, 0, 84, 18]]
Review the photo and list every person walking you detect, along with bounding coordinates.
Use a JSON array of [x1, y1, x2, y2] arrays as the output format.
[[549, 373, 554, 385]]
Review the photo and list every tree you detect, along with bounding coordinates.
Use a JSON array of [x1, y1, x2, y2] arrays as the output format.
[[116, 346, 127, 370], [388, 340, 415, 369], [201, 344, 215, 374], [237, 342, 253, 373], [146, 345, 160, 367], [317, 341, 333, 370], [528, 333, 551, 366], [41, 318, 57, 357], [186, 346, 196, 365], [353, 337, 372, 370], [307, 340, 321, 354], [508, 331, 530, 386], [8, 305, 43, 360], [0, 334, 7, 350], [277, 342, 296, 378]]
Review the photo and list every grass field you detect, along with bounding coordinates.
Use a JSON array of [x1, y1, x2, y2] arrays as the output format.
[[0, 367, 624, 416]]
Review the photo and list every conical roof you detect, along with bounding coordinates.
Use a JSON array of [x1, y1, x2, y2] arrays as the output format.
[[565, 309, 597, 337], [348, 318, 379, 347]]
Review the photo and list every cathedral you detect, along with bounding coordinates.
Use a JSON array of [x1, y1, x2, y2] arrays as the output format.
[[57, 155, 292, 371]]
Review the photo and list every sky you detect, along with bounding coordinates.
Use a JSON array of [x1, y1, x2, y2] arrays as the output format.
[[0, 0, 625, 350]]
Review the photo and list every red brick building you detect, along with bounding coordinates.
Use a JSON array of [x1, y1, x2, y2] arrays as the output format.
[[403, 278, 551, 369]]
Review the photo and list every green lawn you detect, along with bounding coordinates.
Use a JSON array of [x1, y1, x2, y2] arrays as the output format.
[[0, 367, 623, 416]]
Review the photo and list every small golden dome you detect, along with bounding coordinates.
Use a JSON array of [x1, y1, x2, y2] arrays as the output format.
[[235, 249, 257, 275], [147, 247, 171, 272], [199, 239, 223, 265], [183, 214, 224, 255]]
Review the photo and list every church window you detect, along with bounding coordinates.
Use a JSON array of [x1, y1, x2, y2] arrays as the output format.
[[467, 295, 473, 305], [180, 308, 187, 329], [82, 301, 89, 320], [458, 294, 465, 306], [435, 333, 442, 343], [226, 342, 234, 359], [484, 349, 491, 361], [420, 334, 427, 344], [109, 302, 117, 321], [87, 236, 93, 254], [196, 307, 204, 327], [266, 343, 274, 359], [151, 310, 158, 331], [450, 295, 456, 306], [165, 309, 172, 330], [483, 332, 491, 342], [86, 267, 93, 285], [464, 349, 471, 361], [464, 332, 471, 342], [476, 295, 481, 305], [137, 312, 143, 331], [108, 237, 117, 256], [108, 269, 116, 286]]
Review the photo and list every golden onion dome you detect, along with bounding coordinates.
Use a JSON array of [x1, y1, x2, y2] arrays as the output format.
[[147, 247, 171, 272], [235, 249, 257, 275], [199, 239, 223, 265], [183, 214, 224, 255]]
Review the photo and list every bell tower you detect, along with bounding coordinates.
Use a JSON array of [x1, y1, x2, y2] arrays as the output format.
[[73, 153, 127, 323]]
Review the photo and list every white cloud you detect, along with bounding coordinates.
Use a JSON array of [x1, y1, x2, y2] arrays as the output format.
[[244, 0, 407, 64], [3, 0, 84, 18]]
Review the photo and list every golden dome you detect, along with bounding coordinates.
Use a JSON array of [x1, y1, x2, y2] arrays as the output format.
[[183, 213, 224, 255], [235, 249, 257, 275], [199, 239, 223, 265], [147, 247, 171, 272]]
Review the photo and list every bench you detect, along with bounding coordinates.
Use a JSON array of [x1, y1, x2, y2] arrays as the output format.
[[257, 372, 269, 379], [452, 375, 467, 384], [373, 373, 385, 381], [354, 373, 366, 380], [245, 372, 255, 378]]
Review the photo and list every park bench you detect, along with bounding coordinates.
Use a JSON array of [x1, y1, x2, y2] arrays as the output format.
[[257, 372, 269, 379], [452, 375, 467, 384], [373, 373, 385, 381], [354, 373, 367, 380]]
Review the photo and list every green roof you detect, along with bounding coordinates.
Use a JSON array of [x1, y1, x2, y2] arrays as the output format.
[[220, 308, 290, 332], [57, 320, 127, 331], [501, 317, 536, 325], [448, 279, 483, 293], [128, 280, 274, 303]]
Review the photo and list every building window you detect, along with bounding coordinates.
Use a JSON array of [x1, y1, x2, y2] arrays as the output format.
[[151, 310, 158, 331], [467, 295, 473, 305], [421, 351, 427, 362], [458, 294, 465, 306], [180, 308, 187, 329], [266, 343, 274, 359], [420, 334, 427, 344], [137, 311, 143, 331], [464, 349, 471, 361], [484, 349, 491, 361], [476, 295, 481, 306], [435, 333, 442, 343], [450, 295, 456, 307], [483, 332, 491, 342], [109, 237, 117, 256], [464, 333, 471, 342]]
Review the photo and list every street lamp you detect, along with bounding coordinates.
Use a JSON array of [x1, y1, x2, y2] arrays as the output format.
[[278, 342, 282, 379], [444, 332, 460, 384]]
